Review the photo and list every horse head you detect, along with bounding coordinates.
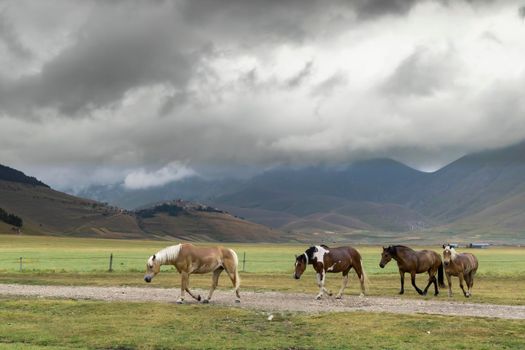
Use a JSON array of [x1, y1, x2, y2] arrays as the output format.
[[379, 246, 395, 268], [442, 244, 455, 266], [144, 254, 161, 283], [293, 253, 308, 279]]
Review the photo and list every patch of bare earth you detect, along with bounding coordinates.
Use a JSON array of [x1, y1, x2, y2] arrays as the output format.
[[1, 284, 524, 320]]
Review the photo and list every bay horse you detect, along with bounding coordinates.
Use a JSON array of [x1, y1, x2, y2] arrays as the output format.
[[442, 244, 479, 298], [293, 245, 368, 300], [144, 243, 241, 304], [379, 245, 445, 296]]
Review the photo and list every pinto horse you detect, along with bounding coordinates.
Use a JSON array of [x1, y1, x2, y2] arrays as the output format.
[[144, 243, 240, 304], [294, 245, 368, 300], [379, 245, 445, 296], [442, 244, 478, 298]]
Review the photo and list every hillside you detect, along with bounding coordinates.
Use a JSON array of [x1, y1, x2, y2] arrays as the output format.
[[0, 166, 282, 242], [0, 164, 49, 187], [70, 141, 525, 243]]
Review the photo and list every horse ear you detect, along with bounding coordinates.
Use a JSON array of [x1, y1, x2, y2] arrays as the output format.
[[152, 254, 156, 260]]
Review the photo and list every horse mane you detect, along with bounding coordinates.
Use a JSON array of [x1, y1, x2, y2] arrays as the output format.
[[155, 244, 182, 264], [304, 246, 318, 263], [388, 245, 414, 255]]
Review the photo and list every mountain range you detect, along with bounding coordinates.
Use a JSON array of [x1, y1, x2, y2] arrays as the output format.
[[76, 141, 525, 244], [2, 141, 525, 244]]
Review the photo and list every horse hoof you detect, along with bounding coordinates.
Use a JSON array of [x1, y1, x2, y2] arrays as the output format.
[[434, 293, 439, 296], [328, 293, 333, 297], [202, 299, 209, 304], [399, 291, 404, 295], [197, 295, 202, 301], [335, 295, 342, 299], [315, 295, 322, 300], [176, 300, 184, 304], [235, 299, 241, 303]]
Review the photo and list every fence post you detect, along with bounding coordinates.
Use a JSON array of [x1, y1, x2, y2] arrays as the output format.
[[108, 253, 113, 272], [19, 257, 22, 272], [242, 252, 246, 272]]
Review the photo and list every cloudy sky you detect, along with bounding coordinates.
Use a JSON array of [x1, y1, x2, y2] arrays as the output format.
[[1, 0, 525, 191]]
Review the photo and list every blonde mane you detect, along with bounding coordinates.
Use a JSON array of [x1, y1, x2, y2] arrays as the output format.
[[152, 244, 182, 265]]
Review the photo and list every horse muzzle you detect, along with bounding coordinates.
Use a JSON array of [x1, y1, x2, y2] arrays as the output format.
[[379, 263, 385, 268], [144, 276, 152, 283], [444, 261, 449, 267], [293, 273, 300, 280]]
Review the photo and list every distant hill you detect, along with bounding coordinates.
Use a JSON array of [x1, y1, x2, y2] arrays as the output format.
[[0, 170, 283, 242], [75, 141, 525, 244]]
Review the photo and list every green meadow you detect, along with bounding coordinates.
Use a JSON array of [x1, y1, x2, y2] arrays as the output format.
[[0, 298, 524, 350], [0, 234, 524, 349]]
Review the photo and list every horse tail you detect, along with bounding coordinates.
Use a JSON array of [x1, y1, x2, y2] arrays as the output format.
[[438, 262, 445, 288], [228, 248, 241, 290], [360, 258, 369, 293]]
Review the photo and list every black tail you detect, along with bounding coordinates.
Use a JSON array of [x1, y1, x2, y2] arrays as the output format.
[[438, 263, 445, 288]]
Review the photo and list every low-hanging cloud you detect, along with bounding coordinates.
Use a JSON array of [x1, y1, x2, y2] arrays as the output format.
[[123, 162, 197, 190]]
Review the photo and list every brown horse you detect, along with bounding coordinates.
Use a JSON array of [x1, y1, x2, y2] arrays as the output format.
[[294, 245, 368, 300], [144, 243, 240, 304], [442, 244, 478, 298], [379, 245, 445, 296]]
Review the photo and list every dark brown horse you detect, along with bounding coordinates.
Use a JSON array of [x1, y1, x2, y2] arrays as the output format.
[[379, 245, 445, 296], [294, 245, 368, 299], [442, 244, 479, 298]]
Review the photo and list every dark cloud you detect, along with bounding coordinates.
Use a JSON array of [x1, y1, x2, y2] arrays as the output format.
[[286, 61, 314, 88], [382, 47, 458, 97], [0, 12, 32, 59], [1, 0, 524, 190]]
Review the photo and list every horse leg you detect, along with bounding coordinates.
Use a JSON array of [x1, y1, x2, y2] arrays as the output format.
[[177, 273, 187, 304], [411, 272, 424, 295], [399, 271, 405, 295], [433, 272, 439, 296], [315, 272, 331, 299], [458, 273, 468, 297], [464, 272, 472, 297], [335, 273, 349, 299], [468, 271, 475, 296], [204, 267, 223, 303], [224, 262, 241, 302], [446, 272, 453, 297], [423, 270, 438, 296], [182, 272, 201, 302]]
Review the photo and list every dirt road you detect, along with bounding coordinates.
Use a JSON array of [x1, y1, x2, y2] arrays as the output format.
[[1, 284, 524, 320]]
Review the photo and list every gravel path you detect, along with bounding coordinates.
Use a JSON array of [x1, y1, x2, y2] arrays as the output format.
[[1, 284, 524, 320]]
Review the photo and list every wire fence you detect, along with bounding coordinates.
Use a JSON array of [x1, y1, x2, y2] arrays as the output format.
[[0, 253, 523, 276]]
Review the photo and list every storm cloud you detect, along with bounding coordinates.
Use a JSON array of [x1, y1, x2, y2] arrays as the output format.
[[1, 0, 525, 189]]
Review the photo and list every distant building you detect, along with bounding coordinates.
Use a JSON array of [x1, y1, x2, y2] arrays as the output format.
[[468, 243, 490, 249]]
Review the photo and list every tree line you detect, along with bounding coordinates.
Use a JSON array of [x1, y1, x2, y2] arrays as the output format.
[[0, 207, 23, 227]]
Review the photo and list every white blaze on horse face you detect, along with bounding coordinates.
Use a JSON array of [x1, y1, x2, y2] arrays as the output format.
[[313, 246, 329, 266], [443, 246, 457, 264]]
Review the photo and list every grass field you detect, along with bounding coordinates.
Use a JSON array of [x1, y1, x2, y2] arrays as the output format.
[[0, 297, 524, 350], [1, 234, 524, 349]]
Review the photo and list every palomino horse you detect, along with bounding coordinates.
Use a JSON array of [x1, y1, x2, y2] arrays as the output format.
[[293, 245, 368, 300], [442, 244, 478, 298], [144, 243, 240, 304], [379, 245, 445, 296]]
